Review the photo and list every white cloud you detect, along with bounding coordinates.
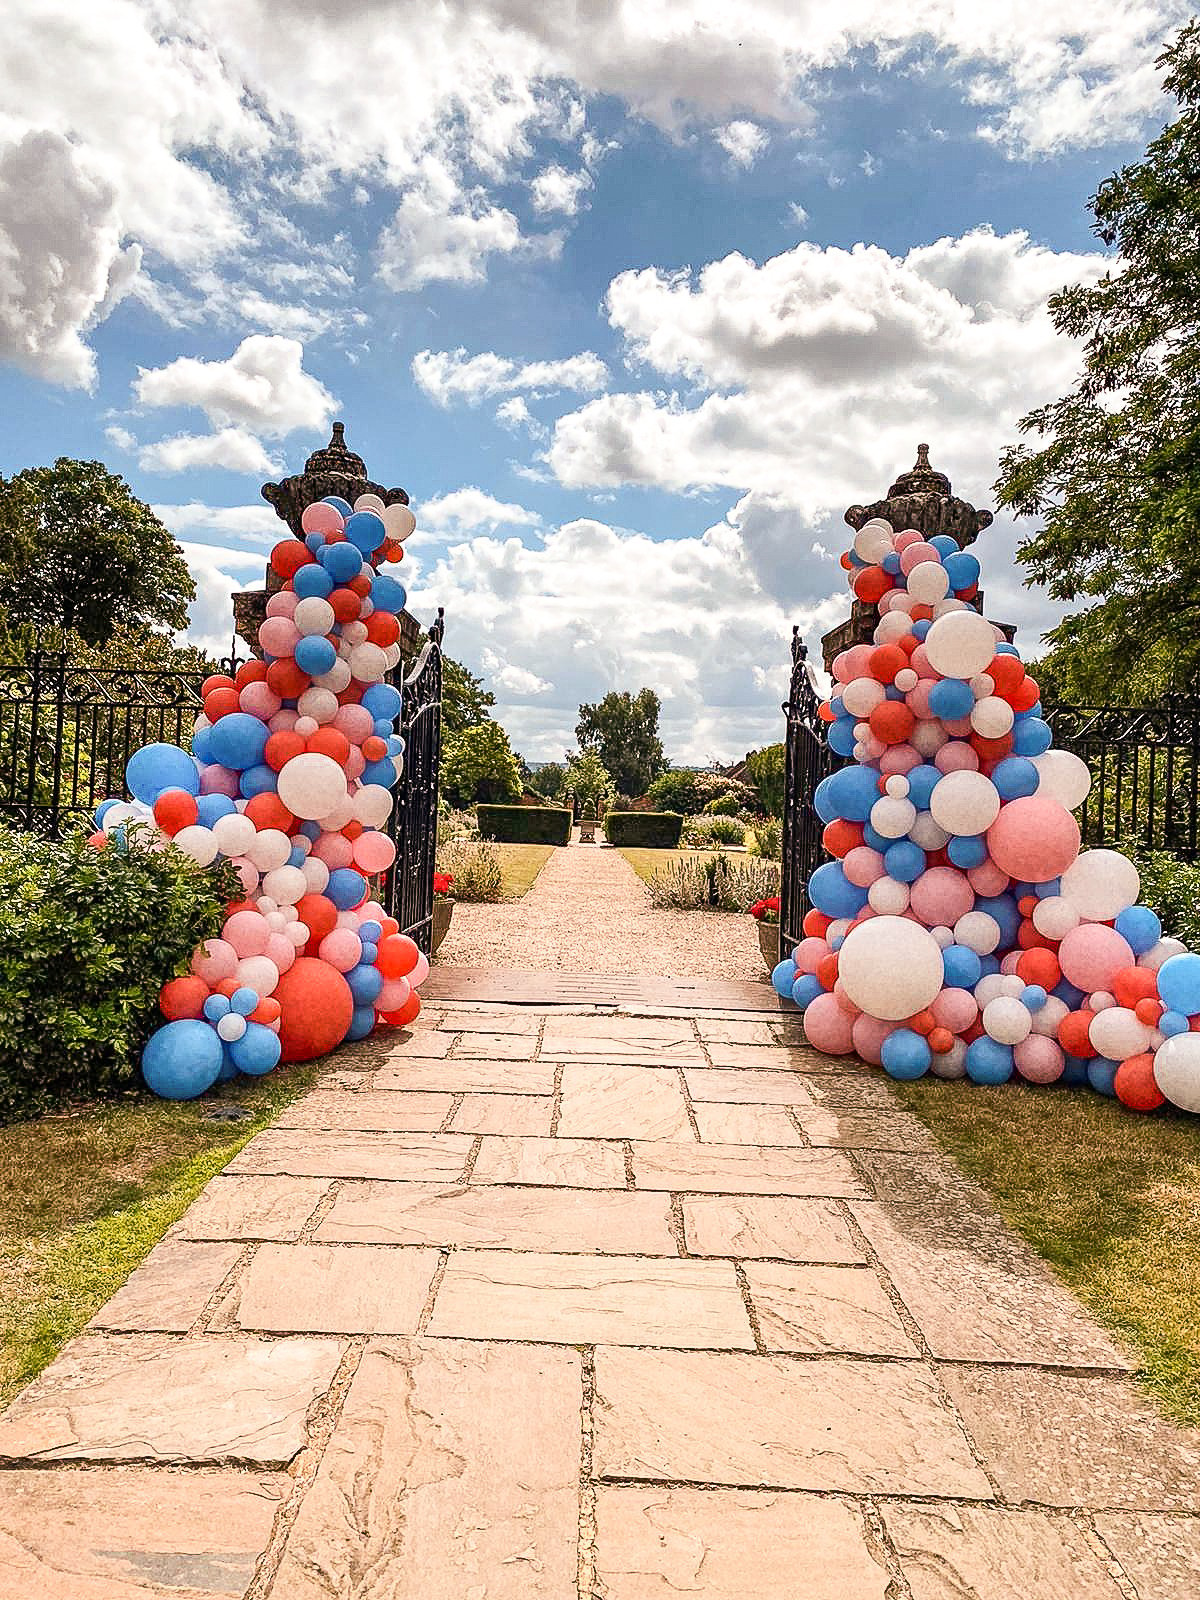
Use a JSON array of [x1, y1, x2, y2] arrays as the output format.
[[152, 501, 284, 546], [481, 648, 552, 696], [138, 428, 279, 476], [413, 346, 608, 407], [530, 164, 593, 215], [134, 334, 335, 437], [495, 396, 548, 439], [377, 156, 530, 290], [418, 487, 543, 542], [789, 202, 809, 226], [715, 120, 769, 168], [104, 425, 137, 452]]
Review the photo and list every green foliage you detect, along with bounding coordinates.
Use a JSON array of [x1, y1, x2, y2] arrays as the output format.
[[703, 793, 742, 816], [684, 814, 747, 848], [1122, 843, 1200, 949], [564, 748, 614, 811], [0, 830, 236, 1122], [645, 768, 756, 816], [743, 743, 785, 816], [575, 689, 667, 797], [528, 762, 565, 801], [435, 837, 504, 902], [647, 852, 780, 911], [442, 721, 523, 806], [604, 810, 684, 848], [748, 818, 784, 861], [476, 804, 572, 845], [995, 24, 1200, 699], [441, 655, 497, 739], [0, 461, 194, 646]]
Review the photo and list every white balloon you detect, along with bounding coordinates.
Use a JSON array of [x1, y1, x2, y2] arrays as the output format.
[[1031, 995, 1069, 1037], [909, 812, 950, 850], [349, 642, 388, 682], [868, 876, 910, 914], [873, 612, 911, 644], [216, 1012, 247, 1042], [836, 915, 945, 1021], [954, 910, 1001, 954], [894, 667, 918, 692], [906, 560, 950, 604], [884, 775, 910, 799], [102, 801, 140, 833], [1032, 895, 1080, 940], [297, 687, 339, 724], [911, 719, 948, 755], [246, 828, 292, 872], [983, 996, 1032, 1044], [234, 955, 279, 997], [1032, 749, 1092, 810], [315, 660, 353, 693], [1142, 937, 1188, 972], [384, 501, 417, 542], [301, 855, 330, 893], [1154, 1033, 1200, 1112], [930, 1038, 968, 1079], [999, 974, 1026, 998], [1088, 990, 1117, 1012], [261, 864, 307, 905], [277, 753, 347, 820], [1089, 1006, 1153, 1060], [974, 974, 1009, 1008], [853, 519, 893, 564], [212, 813, 256, 857], [929, 769, 1001, 836], [870, 796, 917, 839], [382, 643, 403, 670], [1059, 849, 1140, 922], [841, 677, 885, 717], [293, 596, 335, 637], [354, 492, 386, 513], [924, 610, 998, 679], [173, 825, 218, 866], [931, 924, 954, 948], [352, 784, 393, 827], [970, 695, 1015, 738]]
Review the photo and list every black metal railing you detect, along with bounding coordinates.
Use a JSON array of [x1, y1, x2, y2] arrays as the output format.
[[779, 627, 838, 959], [383, 609, 444, 952]]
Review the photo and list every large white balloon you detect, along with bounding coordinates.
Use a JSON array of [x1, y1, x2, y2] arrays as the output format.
[[1154, 1034, 1200, 1113], [383, 501, 417, 543], [1032, 749, 1092, 810], [929, 769, 1001, 836], [293, 596, 335, 637], [277, 753, 347, 821], [1142, 937, 1188, 972], [836, 915, 945, 1021], [246, 828, 293, 872], [1089, 1006, 1153, 1060], [1059, 849, 1140, 922], [841, 677, 885, 717], [1032, 895, 1081, 941], [212, 812, 256, 857], [853, 518, 893, 564], [923, 610, 998, 679], [983, 996, 1032, 1044], [173, 825, 218, 866], [906, 560, 950, 604]]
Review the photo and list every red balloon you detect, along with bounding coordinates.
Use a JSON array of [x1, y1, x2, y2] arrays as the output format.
[[234, 659, 269, 689], [307, 727, 351, 765], [266, 658, 309, 699], [868, 700, 915, 746], [275, 958, 354, 1062], [1113, 966, 1159, 1008], [1114, 1053, 1165, 1112], [380, 991, 422, 1028], [988, 654, 1026, 698], [271, 540, 312, 578], [1010, 676, 1041, 712], [1058, 1009, 1095, 1057], [803, 909, 832, 938], [295, 893, 339, 944], [160, 975, 209, 1020], [265, 730, 306, 772], [853, 567, 891, 604], [204, 687, 240, 722], [244, 793, 294, 832], [1016, 947, 1061, 989], [250, 995, 282, 1025], [822, 819, 863, 858], [868, 644, 906, 684], [377, 934, 420, 979], [153, 788, 199, 836], [201, 674, 236, 697], [365, 611, 400, 647]]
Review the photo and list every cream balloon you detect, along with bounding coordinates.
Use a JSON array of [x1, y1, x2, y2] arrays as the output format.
[[923, 610, 998, 679], [276, 753, 347, 821], [1032, 749, 1092, 810], [928, 769, 1001, 836], [1059, 849, 1140, 922], [836, 915, 944, 1021], [384, 501, 417, 542], [852, 518, 893, 564], [1153, 1034, 1200, 1113]]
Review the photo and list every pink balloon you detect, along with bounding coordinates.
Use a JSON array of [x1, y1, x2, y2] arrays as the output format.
[[879, 744, 921, 775], [832, 980, 861, 1017], [935, 741, 980, 774], [345, 747, 366, 781], [301, 502, 344, 536], [266, 590, 299, 618], [967, 860, 1009, 897], [319, 928, 362, 972], [1014, 1034, 1065, 1084], [999, 951, 1022, 975], [851, 1013, 894, 1065], [793, 937, 827, 976], [259, 617, 300, 656], [234, 955, 279, 996], [899, 541, 939, 574], [333, 703, 375, 743], [265, 930, 297, 973], [909, 866, 974, 927], [353, 832, 396, 873], [377, 975, 412, 1012], [311, 831, 354, 868], [894, 529, 925, 551], [987, 795, 1081, 883], [906, 681, 935, 718], [240, 681, 282, 720], [909, 644, 934, 676], [199, 763, 240, 796], [268, 709, 300, 732], [803, 992, 856, 1055], [230, 856, 259, 894], [844, 846, 885, 888], [1059, 924, 1135, 993], [931, 987, 978, 1033], [942, 716, 974, 738], [833, 645, 874, 685], [224, 909, 270, 957], [192, 937, 237, 982], [409, 952, 431, 988]]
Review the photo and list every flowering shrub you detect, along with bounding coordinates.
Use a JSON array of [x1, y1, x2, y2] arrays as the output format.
[[648, 853, 779, 912], [749, 895, 781, 925], [433, 871, 455, 897]]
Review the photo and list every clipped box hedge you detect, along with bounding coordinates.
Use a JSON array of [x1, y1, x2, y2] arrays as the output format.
[[604, 810, 684, 848], [476, 804, 572, 846]]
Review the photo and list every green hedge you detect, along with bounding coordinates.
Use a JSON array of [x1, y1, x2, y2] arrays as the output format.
[[476, 804, 572, 845], [604, 810, 683, 848], [0, 829, 236, 1122], [1123, 843, 1200, 948]]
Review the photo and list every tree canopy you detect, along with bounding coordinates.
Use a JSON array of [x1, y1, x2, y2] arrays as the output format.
[[441, 655, 497, 738], [575, 688, 667, 797], [441, 721, 523, 806], [564, 749, 614, 811], [995, 23, 1200, 700], [0, 460, 194, 648], [743, 743, 785, 817], [528, 761, 566, 801]]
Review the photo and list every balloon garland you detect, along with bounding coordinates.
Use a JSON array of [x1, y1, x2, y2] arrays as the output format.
[[775, 517, 1200, 1115], [91, 493, 431, 1100]]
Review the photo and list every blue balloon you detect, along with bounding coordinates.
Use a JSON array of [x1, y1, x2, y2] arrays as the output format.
[[947, 834, 987, 869], [828, 717, 858, 758], [95, 798, 118, 827], [1021, 985, 1047, 1010], [977, 953, 1001, 979], [882, 551, 903, 575], [362, 682, 403, 721], [196, 793, 237, 826], [298, 820, 321, 840], [217, 1052, 240, 1083], [861, 823, 889, 853], [321, 540, 364, 583], [1053, 978, 1086, 1008], [808, 862, 869, 919], [928, 678, 974, 720], [1114, 904, 1161, 955], [293, 563, 334, 599], [346, 1003, 377, 1041], [966, 1036, 1014, 1085], [305, 531, 324, 552], [1087, 1058, 1119, 1097], [190, 725, 215, 765], [239, 764, 277, 800], [288, 847, 307, 868], [881, 1028, 931, 1080], [230, 986, 259, 1016], [1157, 953, 1200, 1015], [373, 718, 396, 740], [942, 944, 983, 989], [943, 550, 981, 591], [126, 742, 200, 804], [327, 867, 368, 910], [1061, 1055, 1090, 1086], [359, 941, 378, 965], [815, 764, 880, 824], [348, 964, 384, 1004], [929, 534, 959, 558], [230, 1022, 282, 1076], [1012, 717, 1053, 756], [141, 1020, 223, 1100], [906, 765, 941, 810], [995, 642, 1021, 658], [1160, 1010, 1190, 1037], [208, 713, 269, 771], [912, 619, 931, 639], [295, 635, 337, 676], [791, 973, 823, 1008], [992, 757, 1039, 800], [1034, 878, 1061, 899], [387, 734, 406, 757], [362, 757, 400, 789], [885, 840, 926, 883], [359, 920, 383, 943], [203, 994, 231, 1022], [975, 893, 1020, 948], [322, 495, 354, 516], [772, 958, 797, 998], [345, 510, 386, 554], [370, 575, 407, 614]]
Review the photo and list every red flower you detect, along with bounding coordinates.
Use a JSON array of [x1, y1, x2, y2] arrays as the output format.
[[433, 872, 455, 894]]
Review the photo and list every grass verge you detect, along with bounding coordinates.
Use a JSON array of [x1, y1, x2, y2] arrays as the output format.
[[0, 1061, 322, 1407], [893, 1074, 1200, 1425], [617, 846, 716, 885], [492, 842, 555, 898]]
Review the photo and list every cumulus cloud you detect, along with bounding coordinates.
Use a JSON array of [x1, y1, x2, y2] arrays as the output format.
[[134, 334, 335, 437], [138, 428, 279, 476], [715, 120, 769, 168], [152, 501, 283, 546], [413, 346, 608, 407], [495, 396, 548, 438], [418, 487, 543, 541], [377, 158, 527, 290], [530, 164, 593, 215]]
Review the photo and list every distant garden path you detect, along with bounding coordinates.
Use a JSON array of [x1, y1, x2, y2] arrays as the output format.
[[442, 841, 766, 979]]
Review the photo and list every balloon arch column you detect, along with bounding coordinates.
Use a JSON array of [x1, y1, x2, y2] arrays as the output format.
[[775, 445, 1200, 1118]]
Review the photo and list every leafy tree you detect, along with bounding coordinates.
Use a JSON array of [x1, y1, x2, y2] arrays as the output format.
[[744, 743, 786, 816], [0, 460, 194, 646], [528, 762, 566, 800], [441, 722, 523, 806], [564, 749, 614, 811], [441, 655, 496, 739], [995, 24, 1200, 699], [646, 768, 755, 816], [575, 688, 667, 797]]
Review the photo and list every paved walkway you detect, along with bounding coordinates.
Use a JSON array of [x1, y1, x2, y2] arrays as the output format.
[[3, 1014, 1200, 1592], [441, 841, 766, 980]]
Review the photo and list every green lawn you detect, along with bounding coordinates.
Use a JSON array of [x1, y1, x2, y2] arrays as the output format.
[[0, 1062, 322, 1407], [894, 1074, 1200, 1425], [492, 842, 555, 898]]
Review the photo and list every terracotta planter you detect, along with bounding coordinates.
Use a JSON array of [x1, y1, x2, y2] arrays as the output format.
[[432, 898, 454, 954], [757, 920, 780, 971]]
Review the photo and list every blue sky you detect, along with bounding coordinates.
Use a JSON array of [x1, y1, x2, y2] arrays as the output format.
[[0, 2, 1187, 761]]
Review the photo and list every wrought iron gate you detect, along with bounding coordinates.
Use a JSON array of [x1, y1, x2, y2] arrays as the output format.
[[779, 627, 837, 960], [384, 610, 444, 951]]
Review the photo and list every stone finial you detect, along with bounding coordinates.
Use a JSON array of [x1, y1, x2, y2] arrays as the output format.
[[260, 421, 410, 538], [843, 443, 992, 548]]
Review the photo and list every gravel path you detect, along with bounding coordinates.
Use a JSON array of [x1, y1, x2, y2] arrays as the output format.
[[439, 842, 767, 979]]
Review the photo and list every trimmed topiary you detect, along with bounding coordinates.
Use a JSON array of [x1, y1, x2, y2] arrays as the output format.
[[604, 810, 684, 848], [476, 804, 572, 845]]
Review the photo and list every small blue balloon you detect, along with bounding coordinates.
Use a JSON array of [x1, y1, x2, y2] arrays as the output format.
[[346, 1003, 377, 1041], [359, 941, 378, 965], [772, 958, 797, 998], [322, 495, 354, 516], [387, 734, 406, 757], [345, 510, 386, 554], [1114, 904, 1162, 955], [928, 678, 974, 721], [203, 994, 231, 1022], [348, 964, 384, 1004], [293, 563, 335, 599], [126, 742, 200, 804], [229, 1022, 282, 1076], [217, 1052, 240, 1083], [321, 541, 364, 583], [327, 867, 368, 909], [882, 551, 903, 575], [196, 793, 237, 826], [905, 765, 941, 810], [929, 534, 959, 558], [862, 823, 891, 853], [791, 973, 823, 1008], [362, 757, 400, 789], [208, 713, 269, 772], [288, 846, 307, 868], [884, 840, 926, 883], [943, 550, 981, 591], [992, 757, 1040, 800], [1160, 1010, 1189, 1037], [305, 531, 324, 552], [808, 861, 869, 919], [370, 575, 407, 614], [966, 1036, 1014, 1085], [362, 683, 403, 721], [1021, 985, 1047, 1010], [299, 820, 321, 840], [240, 763, 278, 800], [1034, 878, 1061, 899], [295, 635, 337, 676], [947, 834, 988, 869], [912, 619, 931, 639], [359, 920, 383, 943], [1053, 978, 1086, 1008], [141, 1020, 223, 1100], [1012, 717, 1053, 756], [977, 953, 1001, 979], [995, 642, 1021, 657], [230, 986, 259, 1016], [95, 798, 118, 827], [1157, 953, 1200, 1015], [828, 717, 857, 757], [882, 1028, 931, 1080], [1087, 1057, 1119, 1097], [942, 944, 983, 989]]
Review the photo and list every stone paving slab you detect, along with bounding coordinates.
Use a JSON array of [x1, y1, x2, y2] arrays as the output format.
[[376, 1059, 557, 1093], [384, 1030, 456, 1057], [630, 1140, 868, 1197], [175, 1175, 329, 1241], [850, 1154, 1133, 1368], [594, 1348, 992, 1497], [0, 1334, 344, 1466], [695, 1019, 791, 1048], [1094, 1511, 1200, 1598], [0, 1466, 289, 1599], [272, 1339, 581, 1600], [941, 1365, 1200, 1510], [557, 1062, 694, 1140], [744, 1262, 918, 1356], [471, 1133, 628, 1187], [237, 1243, 441, 1335], [426, 1251, 755, 1348], [448, 1091, 554, 1134], [276, 1089, 454, 1131], [882, 1502, 1127, 1600], [684, 1067, 814, 1106], [703, 1044, 823, 1072], [316, 1179, 677, 1253], [226, 1129, 473, 1182], [691, 1101, 804, 1145], [594, 1486, 889, 1599], [681, 1194, 865, 1262], [796, 1105, 938, 1152], [88, 1240, 241, 1332], [455, 1030, 540, 1059], [436, 1009, 542, 1033]]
